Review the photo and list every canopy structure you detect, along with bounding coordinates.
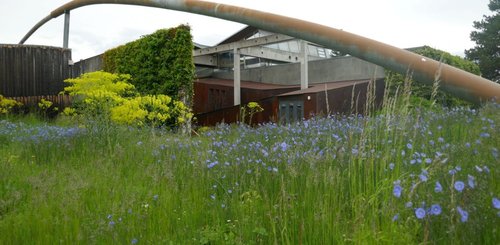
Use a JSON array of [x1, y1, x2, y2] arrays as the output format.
[[20, 0, 500, 104]]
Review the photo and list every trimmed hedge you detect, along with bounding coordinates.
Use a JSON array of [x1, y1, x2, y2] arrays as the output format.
[[102, 25, 195, 105]]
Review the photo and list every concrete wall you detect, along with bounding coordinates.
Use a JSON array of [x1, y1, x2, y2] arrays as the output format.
[[72, 54, 104, 77], [213, 56, 385, 85]]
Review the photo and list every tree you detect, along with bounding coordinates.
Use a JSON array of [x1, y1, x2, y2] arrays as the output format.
[[465, 0, 500, 82]]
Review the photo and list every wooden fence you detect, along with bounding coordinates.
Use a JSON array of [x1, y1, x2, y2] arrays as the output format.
[[7, 94, 72, 108], [0, 44, 72, 97]]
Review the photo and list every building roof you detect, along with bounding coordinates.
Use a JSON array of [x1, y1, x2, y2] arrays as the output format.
[[196, 78, 300, 90], [217, 26, 259, 45], [278, 80, 371, 96]]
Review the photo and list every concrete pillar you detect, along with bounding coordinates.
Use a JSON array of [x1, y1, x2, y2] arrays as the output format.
[[233, 47, 241, 105], [63, 10, 70, 48], [300, 40, 309, 90]]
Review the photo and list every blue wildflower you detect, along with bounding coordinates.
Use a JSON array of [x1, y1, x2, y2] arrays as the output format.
[[393, 185, 402, 198], [131, 238, 138, 244], [392, 214, 399, 222], [430, 204, 442, 215], [468, 175, 475, 188], [280, 142, 288, 152], [207, 161, 218, 169], [435, 181, 443, 193], [419, 173, 428, 182], [405, 201, 413, 208], [454, 181, 465, 192], [457, 206, 468, 222], [425, 158, 432, 164], [407, 143, 413, 150], [480, 132, 490, 138], [109, 221, 116, 227], [153, 194, 159, 201], [493, 197, 500, 209], [415, 208, 426, 219], [389, 163, 395, 170]]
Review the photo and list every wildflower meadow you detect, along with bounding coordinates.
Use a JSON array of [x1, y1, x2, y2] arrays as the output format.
[[0, 101, 499, 244]]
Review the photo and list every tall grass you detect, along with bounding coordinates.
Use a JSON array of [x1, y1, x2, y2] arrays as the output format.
[[0, 99, 499, 244]]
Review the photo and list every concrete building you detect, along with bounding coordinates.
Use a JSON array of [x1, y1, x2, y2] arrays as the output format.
[[192, 26, 385, 125]]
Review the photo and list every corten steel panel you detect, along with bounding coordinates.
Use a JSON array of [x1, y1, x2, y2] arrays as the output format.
[[314, 81, 382, 116], [195, 96, 278, 126]]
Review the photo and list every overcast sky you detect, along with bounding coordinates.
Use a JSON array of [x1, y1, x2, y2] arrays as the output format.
[[0, 0, 492, 61]]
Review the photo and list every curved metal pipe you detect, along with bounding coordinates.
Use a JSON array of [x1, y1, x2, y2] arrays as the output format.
[[19, 0, 500, 104]]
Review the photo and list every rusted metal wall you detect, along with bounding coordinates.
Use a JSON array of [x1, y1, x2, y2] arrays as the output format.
[[315, 79, 385, 115], [195, 96, 277, 126], [0, 44, 71, 97]]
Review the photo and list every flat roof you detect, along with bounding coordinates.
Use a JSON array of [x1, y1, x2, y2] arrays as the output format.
[[278, 80, 371, 96], [196, 78, 300, 90]]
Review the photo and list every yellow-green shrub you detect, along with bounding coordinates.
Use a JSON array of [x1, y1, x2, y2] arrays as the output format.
[[62, 71, 192, 129], [110, 94, 192, 128], [63, 71, 136, 115], [0, 95, 22, 115]]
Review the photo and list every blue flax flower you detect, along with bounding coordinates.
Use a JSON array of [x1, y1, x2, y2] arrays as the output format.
[[435, 181, 443, 193], [454, 181, 465, 192], [493, 197, 500, 209], [393, 181, 402, 198], [468, 175, 475, 188], [457, 206, 468, 222], [415, 208, 426, 219], [392, 214, 399, 222], [430, 204, 442, 215]]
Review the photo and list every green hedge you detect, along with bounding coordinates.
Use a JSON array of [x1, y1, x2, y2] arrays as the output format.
[[386, 46, 481, 107], [102, 25, 195, 105]]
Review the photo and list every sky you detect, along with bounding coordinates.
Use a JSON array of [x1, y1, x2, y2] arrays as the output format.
[[0, 0, 493, 61]]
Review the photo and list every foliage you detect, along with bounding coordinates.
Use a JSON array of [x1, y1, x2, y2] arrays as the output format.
[[62, 71, 191, 129], [465, 0, 500, 82], [239, 101, 264, 125], [386, 46, 481, 107], [0, 95, 22, 115], [0, 101, 498, 244], [110, 94, 193, 128], [37, 99, 59, 118], [63, 71, 136, 116], [102, 25, 195, 105]]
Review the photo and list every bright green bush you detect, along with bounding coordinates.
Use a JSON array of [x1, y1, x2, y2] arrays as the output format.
[[62, 71, 191, 129], [102, 25, 195, 105], [63, 71, 136, 116], [0, 95, 22, 115], [110, 94, 193, 127]]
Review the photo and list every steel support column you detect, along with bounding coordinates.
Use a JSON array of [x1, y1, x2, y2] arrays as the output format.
[[300, 40, 309, 90], [63, 10, 70, 48], [233, 47, 241, 106]]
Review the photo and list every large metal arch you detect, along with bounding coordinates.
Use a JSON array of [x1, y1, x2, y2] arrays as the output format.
[[19, 0, 500, 104]]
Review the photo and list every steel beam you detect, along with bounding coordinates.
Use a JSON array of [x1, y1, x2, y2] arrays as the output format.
[[193, 34, 293, 56], [239, 46, 302, 63], [19, 0, 500, 103]]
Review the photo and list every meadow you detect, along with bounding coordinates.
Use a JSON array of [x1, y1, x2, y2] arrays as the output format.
[[0, 102, 499, 244]]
